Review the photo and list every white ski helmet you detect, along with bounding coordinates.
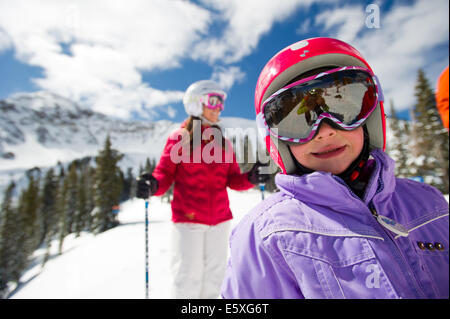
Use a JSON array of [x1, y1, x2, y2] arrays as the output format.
[[183, 80, 227, 117]]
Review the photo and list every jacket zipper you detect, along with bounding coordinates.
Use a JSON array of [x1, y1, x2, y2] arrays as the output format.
[[334, 175, 426, 298], [369, 202, 426, 298], [209, 166, 213, 225]]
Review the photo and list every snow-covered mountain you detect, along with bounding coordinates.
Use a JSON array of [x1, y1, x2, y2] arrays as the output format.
[[0, 91, 258, 195], [0, 91, 180, 169]]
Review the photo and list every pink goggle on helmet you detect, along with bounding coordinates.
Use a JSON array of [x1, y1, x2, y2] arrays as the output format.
[[183, 80, 227, 117], [200, 92, 225, 111], [254, 37, 386, 174]]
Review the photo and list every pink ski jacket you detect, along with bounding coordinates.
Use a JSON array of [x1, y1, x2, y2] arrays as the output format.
[[152, 121, 254, 225]]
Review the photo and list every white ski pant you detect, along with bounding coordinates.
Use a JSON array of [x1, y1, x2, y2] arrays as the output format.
[[170, 220, 231, 299]]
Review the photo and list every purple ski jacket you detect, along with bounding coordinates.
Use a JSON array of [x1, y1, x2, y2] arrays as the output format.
[[221, 149, 449, 299]]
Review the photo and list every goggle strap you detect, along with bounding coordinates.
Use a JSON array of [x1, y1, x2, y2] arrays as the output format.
[[373, 75, 384, 102], [256, 112, 270, 138]]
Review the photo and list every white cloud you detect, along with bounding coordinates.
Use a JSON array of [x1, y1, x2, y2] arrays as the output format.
[[296, 19, 312, 36], [0, 0, 329, 119], [0, 0, 210, 119], [87, 85, 184, 119], [314, 6, 365, 43], [2, 0, 447, 120], [310, 0, 449, 112], [211, 66, 245, 91], [0, 29, 12, 51], [165, 105, 177, 119], [194, 0, 329, 64]]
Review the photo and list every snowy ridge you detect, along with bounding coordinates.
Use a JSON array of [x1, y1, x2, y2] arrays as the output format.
[[0, 91, 180, 170], [0, 91, 258, 195], [6, 91, 85, 113]]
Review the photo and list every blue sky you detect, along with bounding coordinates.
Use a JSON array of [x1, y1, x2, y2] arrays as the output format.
[[0, 0, 448, 123]]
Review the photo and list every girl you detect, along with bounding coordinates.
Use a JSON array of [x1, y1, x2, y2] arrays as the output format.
[[221, 38, 449, 299], [136, 80, 266, 299]]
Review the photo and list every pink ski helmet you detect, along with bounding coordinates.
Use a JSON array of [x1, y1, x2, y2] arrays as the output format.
[[255, 37, 386, 174]]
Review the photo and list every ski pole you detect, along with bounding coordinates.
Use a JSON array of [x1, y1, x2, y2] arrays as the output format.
[[145, 199, 149, 299]]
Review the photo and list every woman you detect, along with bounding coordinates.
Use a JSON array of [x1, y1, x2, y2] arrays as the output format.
[[136, 80, 266, 298]]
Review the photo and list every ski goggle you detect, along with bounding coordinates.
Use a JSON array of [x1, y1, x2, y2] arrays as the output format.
[[261, 66, 382, 144], [201, 93, 225, 111]]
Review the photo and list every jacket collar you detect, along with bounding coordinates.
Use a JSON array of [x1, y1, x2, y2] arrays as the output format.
[[275, 149, 396, 208]]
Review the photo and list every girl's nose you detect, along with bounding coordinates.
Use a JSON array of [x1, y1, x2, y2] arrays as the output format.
[[314, 122, 337, 141]]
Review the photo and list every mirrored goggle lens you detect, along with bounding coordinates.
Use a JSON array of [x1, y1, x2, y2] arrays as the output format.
[[263, 69, 377, 142], [208, 94, 223, 106], [203, 93, 224, 110]]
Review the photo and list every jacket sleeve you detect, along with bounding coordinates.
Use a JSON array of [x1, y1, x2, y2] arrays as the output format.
[[151, 132, 179, 196], [221, 212, 304, 299], [226, 141, 255, 191], [435, 66, 449, 130]]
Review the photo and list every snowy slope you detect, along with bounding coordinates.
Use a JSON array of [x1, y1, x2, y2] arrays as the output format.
[[8, 190, 449, 299], [8, 188, 264, 299]]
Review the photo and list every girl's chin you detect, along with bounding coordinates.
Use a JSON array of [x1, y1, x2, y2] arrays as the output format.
[[302, 161, 351, 175]]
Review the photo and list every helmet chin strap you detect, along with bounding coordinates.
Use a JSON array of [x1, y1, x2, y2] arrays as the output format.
[[337, 125, 371, 198], [291, 125, 371, 198]]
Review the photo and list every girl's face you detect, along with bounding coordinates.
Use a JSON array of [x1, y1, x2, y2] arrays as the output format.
[[202, 105, 221, 123], [289, 122, 364, 175]]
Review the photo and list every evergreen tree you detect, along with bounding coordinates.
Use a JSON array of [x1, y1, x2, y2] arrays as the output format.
[[411, 69, 449, 193], [387, 100, 410, 178], [15, 168, 41, 280], [65, 162, 79, 235], [93, 135, 124, 232], [57, 165, 69, 255], [0, 182, 18, 298], [39, 168, 59, 266], [121, 167, 134, 202], [73, 158, 94, 236], [129, 168, 137, 200], [85, 166, 96, 232], [144, 158, 153, 174], [75, 165, 88, 237]]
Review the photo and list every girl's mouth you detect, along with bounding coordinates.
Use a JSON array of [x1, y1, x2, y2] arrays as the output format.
[[311, 146, 346, 159]]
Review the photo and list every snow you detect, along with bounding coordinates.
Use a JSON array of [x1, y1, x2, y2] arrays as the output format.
[[6, 189, 450, 299], [8, 188, 264, 299], [6, 91, 85, 113], [0, 133, 91, 171]]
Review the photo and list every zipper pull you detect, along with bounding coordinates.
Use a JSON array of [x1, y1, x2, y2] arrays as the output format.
[[370, 206, 409, 238]]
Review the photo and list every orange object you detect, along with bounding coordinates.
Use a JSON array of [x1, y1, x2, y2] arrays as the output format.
[[436, 66, 449, 130]]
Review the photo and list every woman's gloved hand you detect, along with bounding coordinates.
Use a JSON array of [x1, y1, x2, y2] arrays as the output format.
[[247, 162, 270, 185], [136, 173, 159, 199]]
